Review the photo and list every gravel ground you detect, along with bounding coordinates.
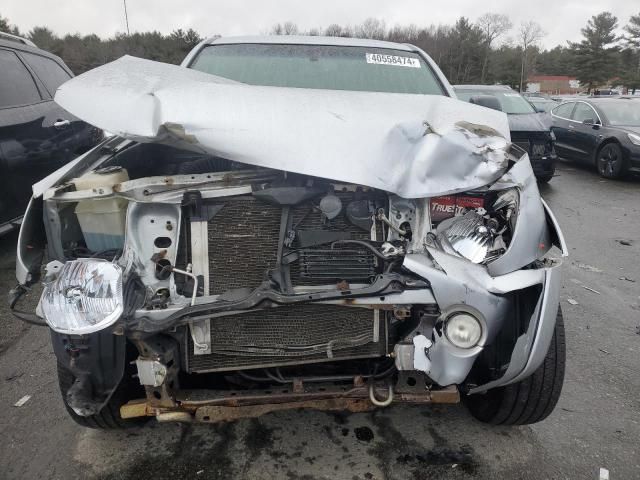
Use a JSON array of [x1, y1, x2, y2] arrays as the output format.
[[1, 159, 639, 480]]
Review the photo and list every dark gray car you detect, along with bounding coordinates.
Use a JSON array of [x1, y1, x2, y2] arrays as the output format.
[[550, 97, 640, 178], [454, 85, 558, 183], [0, 33, 102, 235]]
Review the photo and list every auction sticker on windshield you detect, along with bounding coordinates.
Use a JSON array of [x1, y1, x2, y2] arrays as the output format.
[[366, 53, 421, 68]]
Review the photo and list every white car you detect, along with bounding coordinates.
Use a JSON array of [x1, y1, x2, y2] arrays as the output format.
[[13, 36, 567, 428]]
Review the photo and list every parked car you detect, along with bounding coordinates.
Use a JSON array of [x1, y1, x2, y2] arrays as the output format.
[[454, 85, 558, 183], [0, 33, 102, 236], [592, 89, 620, 96], [12, 36, 567, 429], [527, 96, 560, 113], [550, 97, 640, 178]]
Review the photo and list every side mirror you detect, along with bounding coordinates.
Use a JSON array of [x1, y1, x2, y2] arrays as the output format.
[[583, 118, 600, 129], [469, 95, 502, 112]]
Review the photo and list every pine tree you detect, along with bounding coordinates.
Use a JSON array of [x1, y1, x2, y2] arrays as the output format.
[[569, 12, 620, 93], [624, 12, 640, 48], [623, 12, 640, 94], [0, 13, 21, 36]]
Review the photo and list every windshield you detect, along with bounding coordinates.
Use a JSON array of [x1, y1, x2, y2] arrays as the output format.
[[188, 44, 446, 95], [529, 99, 558, 112], [596, 101, 640, 126], [456, 89, 536, 114]]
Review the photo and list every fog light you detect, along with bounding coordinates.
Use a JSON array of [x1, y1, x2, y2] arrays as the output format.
[[445, 313, 482, 349]]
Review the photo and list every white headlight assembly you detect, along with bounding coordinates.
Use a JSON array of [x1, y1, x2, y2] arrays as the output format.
[[628, 133, 640, 146], [435, 188, 519, 264], [41, 259, 124, 334]]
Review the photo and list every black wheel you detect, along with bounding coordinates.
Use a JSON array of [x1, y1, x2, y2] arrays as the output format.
[[596, 143, 626, 179], [57, 362, 146, 429], [464, 307, 565, 425], [536, 172, 554, 184]]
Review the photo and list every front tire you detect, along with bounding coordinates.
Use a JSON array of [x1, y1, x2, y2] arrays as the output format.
[[464, 307, 565, 425], [596, 143, 626, 179], [535, 162, 555, 184], [536, 172, 554, 184]]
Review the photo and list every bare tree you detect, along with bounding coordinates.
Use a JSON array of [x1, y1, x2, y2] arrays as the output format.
[[324, 24, 343, 37], [270, 23, 283, 35], [387, 24, 419, 43], [355, 18, 386, 40], [477, 13, 512, 83], [270, 21, 298, 35], [518, 21, 545, 91], [283, 21, 298, 35]]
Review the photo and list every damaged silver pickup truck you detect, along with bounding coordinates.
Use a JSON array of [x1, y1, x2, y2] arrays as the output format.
[[12, 36, 567, 428]]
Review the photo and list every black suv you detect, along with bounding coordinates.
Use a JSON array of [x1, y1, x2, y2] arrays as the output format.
[[454, 85, 558, 183], [0, 33, 102, 235]]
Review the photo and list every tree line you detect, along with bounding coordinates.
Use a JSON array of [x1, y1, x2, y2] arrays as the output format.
[[1, 11, 639, 93]]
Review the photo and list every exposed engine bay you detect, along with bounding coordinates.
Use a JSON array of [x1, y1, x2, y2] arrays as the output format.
[[12, 135, 566, 422]]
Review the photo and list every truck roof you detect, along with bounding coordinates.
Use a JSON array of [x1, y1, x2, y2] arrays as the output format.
[[205, 35, 416, 52]]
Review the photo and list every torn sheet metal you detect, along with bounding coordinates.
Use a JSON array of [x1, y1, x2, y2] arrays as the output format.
[[55, 56, 511, 199]]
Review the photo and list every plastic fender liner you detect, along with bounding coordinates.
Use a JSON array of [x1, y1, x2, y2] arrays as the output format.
[[51, 329, 126, 416]]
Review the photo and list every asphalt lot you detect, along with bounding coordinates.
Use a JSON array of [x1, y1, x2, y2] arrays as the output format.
[[1, 159, 639, 480]]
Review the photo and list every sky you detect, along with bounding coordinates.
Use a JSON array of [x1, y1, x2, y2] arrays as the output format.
[[2, 0, 638, 49]]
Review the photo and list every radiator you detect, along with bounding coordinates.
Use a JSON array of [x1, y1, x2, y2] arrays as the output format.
[[206, 194, 381, 291], [184, 304, 387, 373], [207, 197, 281, 295]]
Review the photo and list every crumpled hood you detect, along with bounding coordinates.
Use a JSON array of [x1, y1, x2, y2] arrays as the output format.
[[55, 56, 512, 198]]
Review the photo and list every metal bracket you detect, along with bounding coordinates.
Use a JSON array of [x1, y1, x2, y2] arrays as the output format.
[[185, 192, 212, 355], [373, 309, 380, 343], [189, 318, 211, 355], [135, 359, 168, 387]]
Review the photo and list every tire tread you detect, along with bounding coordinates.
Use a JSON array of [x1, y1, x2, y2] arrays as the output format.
[[465, 307, 566, 425]]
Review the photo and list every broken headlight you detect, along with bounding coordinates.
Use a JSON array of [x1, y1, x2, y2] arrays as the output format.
[[434, 188, 519, 264], [41, 259, 124, 334]]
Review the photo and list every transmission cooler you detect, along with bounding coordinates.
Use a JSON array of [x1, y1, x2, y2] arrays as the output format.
[[184, 304, 387, 373]]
